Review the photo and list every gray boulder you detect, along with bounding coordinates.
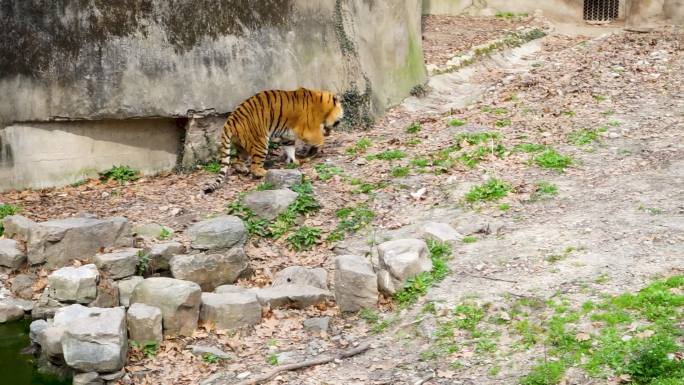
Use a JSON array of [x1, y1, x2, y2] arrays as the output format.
[[169, 248, 249, 291], [187, 216, 246, 250], [187, 345, 234, 360], [265, 169, 303, 189], [272, 266, 327, 289], [117, 276, 144, 307], [11, 273, 34, 300], [58, 305, 128, 372], [132, 223, 166, 239], [254, 284, 332, 309], [48, 264, 99, 304], [200, 292, 261, 331], [148, 241, 185, 272], [15, 215, 132, 268], [303, 317, 330, 333], [130, 277, 201, 337], [214, 285, 247, 294], [93, 248, 140, 279], [29, 319, 48, 344], [127, 303, 163, 344], [376, 239, 432, 295], [40, 325, 66, 362], [0, 238, 26, 269], [1, 214, 33, 241], [334, 255, 378, 312], [421, 222, 462, 243], [243, 189, 298, 220], [0, 299, 25, 322]]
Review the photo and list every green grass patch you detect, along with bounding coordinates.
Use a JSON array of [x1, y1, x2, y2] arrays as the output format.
[[203, 160, 222, 174], [411, 157, 430, 168], [359, 309, 396, 334], [136, 250, 151, 276], [346, 138, 372, 155], [99, 165, 140, 184], [286, 226, 321, 251], [515, 276, 684, 384], [407, 138, 422, 146], [130, 340, 160, 359], [496, 11, 529, 19], [455, 131, 502, 146], [0, 204, 19, 237], [535, 181, 558, 197], [327, 205, 375, 242], [520, 361, 567, 385], [158, 227, 172, 241], [499, 203, 511, 211], [533, 149, 573, 171], [394, 240, 452, 307], [495, 118, 512, 127], [201, 353, 224, 364], [465, 178, 511, 203], [366, 149, 406, 161], [449, 118, 467, 127], [353, 181, 387, 194], [458, 144, 506, 168], [463, 236, 478, 244], [315, 163, 345, 181], [391, 166, 410, 178], [513, 143, 546, 153], [406, 122, 422, 134], [568, 127, 606, 146]]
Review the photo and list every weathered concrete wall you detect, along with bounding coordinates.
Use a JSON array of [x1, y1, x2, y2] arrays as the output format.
[[0, 0, 425, 190], [422, 0, 473, 15], [0, 0, 424, 122], [664, 0, 684, 23], [423, 0, 683, 25], [422, 0, 583, 20], [0, 119, 182, 191]]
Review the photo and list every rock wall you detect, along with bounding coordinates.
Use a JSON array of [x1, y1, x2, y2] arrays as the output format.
[[0, 0, 425, 190]]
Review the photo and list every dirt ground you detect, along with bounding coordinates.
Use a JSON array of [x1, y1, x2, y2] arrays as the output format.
[[1, 16, 682, 385]]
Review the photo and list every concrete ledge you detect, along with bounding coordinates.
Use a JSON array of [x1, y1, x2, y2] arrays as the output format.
[[0, 119, 181, 191]]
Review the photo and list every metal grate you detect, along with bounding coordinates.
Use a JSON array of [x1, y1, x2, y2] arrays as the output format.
[[583, 0, 620, 21]]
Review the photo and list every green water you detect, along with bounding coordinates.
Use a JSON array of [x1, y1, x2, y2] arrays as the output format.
[[0, 320, 71, 385]]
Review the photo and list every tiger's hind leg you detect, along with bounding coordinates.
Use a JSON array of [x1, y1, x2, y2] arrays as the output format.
[[249, 137, 269, 178], [232, 144, 250, 175]]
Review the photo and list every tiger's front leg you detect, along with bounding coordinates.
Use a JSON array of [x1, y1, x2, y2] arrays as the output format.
[[284, 145, 300, 165]]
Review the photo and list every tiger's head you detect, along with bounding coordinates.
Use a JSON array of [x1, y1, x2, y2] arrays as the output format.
[[321, 91, 344, 137]]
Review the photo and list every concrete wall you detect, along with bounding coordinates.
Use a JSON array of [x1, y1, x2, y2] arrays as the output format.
[[0, 0, 425, 191], [422, 0, 683, 25], [0, 119, 182, 191]]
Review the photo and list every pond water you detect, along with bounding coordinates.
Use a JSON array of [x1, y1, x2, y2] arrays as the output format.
[[0, 320, 71, 385]]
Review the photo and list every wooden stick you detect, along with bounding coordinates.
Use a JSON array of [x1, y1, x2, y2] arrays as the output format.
[[234, 343, 371, 385], [464, 272, 517, 283]]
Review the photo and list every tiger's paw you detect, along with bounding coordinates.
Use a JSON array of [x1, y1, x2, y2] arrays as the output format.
[[233, 164, 249, 175], [251, 167, 267, 178]]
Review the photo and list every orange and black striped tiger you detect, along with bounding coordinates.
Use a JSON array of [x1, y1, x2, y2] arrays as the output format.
[[203, 87, 344, 193]]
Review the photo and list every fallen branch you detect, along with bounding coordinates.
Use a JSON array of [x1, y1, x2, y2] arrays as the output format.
[[234, 343, 371, 385], [464, 272, 517, 283]]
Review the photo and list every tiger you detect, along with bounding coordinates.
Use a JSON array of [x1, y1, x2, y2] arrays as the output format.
[[203, 87, 344, 193]]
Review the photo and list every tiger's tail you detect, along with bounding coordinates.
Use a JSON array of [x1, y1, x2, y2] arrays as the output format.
[[202, 122, 234, 194]]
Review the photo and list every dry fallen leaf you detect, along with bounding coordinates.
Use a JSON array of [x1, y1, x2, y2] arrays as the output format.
[[576, 332, 591, 342]]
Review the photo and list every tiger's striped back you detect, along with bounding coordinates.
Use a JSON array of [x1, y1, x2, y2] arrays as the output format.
[[203, 88, 344, 193]]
